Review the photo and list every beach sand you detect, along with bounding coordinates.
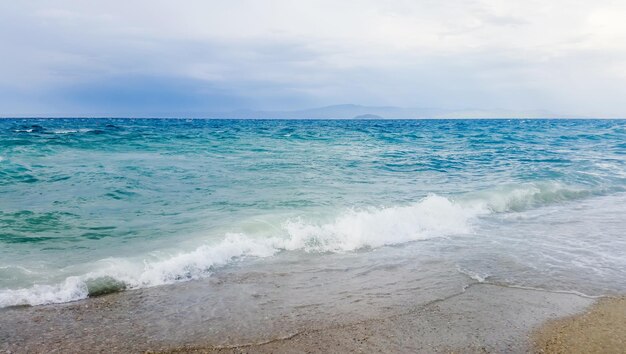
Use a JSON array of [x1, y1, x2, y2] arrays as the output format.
[[163, 285, 599, 354], [0, 281, 600, 353], [0, 250, 620, 353], [533, 296, 626, 354]]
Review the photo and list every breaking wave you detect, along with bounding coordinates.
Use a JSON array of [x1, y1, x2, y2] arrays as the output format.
[[0, 183, 610, 308]]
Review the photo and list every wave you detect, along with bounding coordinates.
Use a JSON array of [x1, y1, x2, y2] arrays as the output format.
[[0, 234, 280, 307], [12, 127, 96, 134], [0, 183, 610, 308], [0, 195, 484, 307], [279, 194, 484, 252], [50, 129, 79, 134], [49, 128, 98, 134], [458, 181, 605, 213]]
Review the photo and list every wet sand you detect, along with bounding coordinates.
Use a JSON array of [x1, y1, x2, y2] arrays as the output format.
[[162, 285, 598, 354], [0, 282, 596, 353], [533, 296, 626, 354], [0, 249, 618, 353]]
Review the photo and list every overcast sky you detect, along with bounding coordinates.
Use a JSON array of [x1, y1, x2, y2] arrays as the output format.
[[1, 0, 625, 117]]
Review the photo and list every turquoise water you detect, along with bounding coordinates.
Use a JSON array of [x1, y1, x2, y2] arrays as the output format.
[[1, 119, 625, 306]]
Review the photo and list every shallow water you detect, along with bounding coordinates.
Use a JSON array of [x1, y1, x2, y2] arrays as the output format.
[[1, 118, 625, 307]]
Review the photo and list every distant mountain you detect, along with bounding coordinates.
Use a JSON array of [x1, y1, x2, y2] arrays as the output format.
[[214, 104, 414, 119], [207, 104, 564, 119], [1, 104, 570, 119]]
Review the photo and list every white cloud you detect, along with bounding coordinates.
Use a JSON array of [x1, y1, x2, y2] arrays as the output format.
[[1, 0, 625, 116]]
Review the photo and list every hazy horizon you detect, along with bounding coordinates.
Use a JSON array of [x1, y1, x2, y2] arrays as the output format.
[[0, 103, 580, 119], [0, 103, 593, 119]]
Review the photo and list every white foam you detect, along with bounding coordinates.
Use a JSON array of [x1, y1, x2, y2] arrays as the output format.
[[457, 266, 489, 283], [0, 277, 88, 307], [0, 235, 279, 307], [133, 233, 278, 286], [49, 128, 94, 134], [277, 194, 485, 252], [0, 194, 487, 308]]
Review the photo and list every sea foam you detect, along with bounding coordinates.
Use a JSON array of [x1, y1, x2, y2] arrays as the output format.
[[0, 194, 484, 307], [278, 194, 484, 252], [0, 184, 608, 308]]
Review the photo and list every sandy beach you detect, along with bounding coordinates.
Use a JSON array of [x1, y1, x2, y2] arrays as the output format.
[[2, 251, 616, 354], [534, 296, 626, 354]]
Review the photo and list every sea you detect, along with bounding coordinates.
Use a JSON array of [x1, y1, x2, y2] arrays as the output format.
[[1, 118, 625, 308]]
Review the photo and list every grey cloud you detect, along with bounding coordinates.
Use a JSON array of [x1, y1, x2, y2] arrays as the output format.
[[1, 1, 626, 117]]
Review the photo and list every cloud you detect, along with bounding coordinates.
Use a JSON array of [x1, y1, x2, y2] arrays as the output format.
[[1, 0, 625, 116], [55, 76, 250, 116]]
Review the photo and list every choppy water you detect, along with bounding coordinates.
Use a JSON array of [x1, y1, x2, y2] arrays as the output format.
[[1, 118, 625, 307]]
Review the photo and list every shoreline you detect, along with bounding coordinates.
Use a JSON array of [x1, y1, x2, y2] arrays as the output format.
[[1, 278, 602, 353], [1, 243, 622, 354]]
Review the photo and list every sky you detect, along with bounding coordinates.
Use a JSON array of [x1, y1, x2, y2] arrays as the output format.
[[1, 0, 625, 117]]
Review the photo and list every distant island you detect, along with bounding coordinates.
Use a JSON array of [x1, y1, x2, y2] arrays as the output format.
[[353, 114, 383, 119]]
